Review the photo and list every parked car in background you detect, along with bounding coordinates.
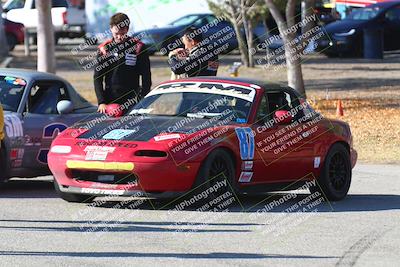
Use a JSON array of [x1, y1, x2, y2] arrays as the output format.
[[4, 18, 24, 51], [0, 68, 98, 184], [2, 0, 86, 43], [317, 1, 400, 57], [135, 13, 267, 55]]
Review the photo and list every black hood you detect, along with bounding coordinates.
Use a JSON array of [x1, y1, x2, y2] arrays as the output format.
[[76, 115, 229, 142]]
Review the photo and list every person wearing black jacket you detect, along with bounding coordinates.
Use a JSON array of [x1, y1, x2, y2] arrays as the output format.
[[168, 27, 219, 78], [94, 13, 152, 114]]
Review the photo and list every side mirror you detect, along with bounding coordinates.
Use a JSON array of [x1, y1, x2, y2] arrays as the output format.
[[57, 100, 74, 114], [274, 110, 292, 124]]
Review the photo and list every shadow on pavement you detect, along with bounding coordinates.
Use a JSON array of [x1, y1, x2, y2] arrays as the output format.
[[0, 250, 338, 259], [0, 178, 57, 199], [1, 178, 399, 213]]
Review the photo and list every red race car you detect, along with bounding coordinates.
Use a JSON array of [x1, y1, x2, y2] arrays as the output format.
[[48, 77, 357, 203]]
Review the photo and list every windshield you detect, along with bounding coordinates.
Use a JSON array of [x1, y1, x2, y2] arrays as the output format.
[[3, 0, 25, 11], [0, 76, 26, 112], [347, 7, 382, 20], [130, 92, 253, 123], [169, 15, 202, 27]]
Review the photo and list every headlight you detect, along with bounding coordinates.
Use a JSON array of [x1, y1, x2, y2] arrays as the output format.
[[334, 29, 356, 37], [50, 145, 72, 154]]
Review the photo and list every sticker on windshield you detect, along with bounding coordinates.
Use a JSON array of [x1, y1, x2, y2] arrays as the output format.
[[150, 82, 257, 102], [4, 76, 26, 86], [103, 129, 138, 140]]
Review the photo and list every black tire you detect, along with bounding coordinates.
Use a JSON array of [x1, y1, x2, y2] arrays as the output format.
[[311, 143, 351, 201], [6, 33, 17, 51], [53, 179, 94, 203], [192, 149, 236, 203]]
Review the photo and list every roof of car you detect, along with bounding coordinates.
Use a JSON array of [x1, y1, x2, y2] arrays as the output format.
[[0, 68, 66, 82], [163, 76, 287, 90]]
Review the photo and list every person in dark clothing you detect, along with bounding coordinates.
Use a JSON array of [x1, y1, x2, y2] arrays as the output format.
[[94, 13, 152, 114], [168, 27, 219, 78]]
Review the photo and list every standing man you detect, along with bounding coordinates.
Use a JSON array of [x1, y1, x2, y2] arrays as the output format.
[[168, 27, 219, 78], [94, 13, 152, 114]]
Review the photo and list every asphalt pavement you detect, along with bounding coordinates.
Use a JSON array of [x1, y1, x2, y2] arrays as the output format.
[[0, 163, 399, 267]]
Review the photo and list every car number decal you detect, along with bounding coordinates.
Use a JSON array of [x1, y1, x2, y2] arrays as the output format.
[[235, 127, 255, 183], [37, 123, 68, 164], [235, 127, 254, 160]]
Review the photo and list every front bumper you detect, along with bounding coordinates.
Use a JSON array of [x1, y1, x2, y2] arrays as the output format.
[[48, 154, 201, 195], [56, 183, 185, 198]]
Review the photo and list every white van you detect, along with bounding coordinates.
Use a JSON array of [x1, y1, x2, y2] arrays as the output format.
[[3, 0, 86, 42]]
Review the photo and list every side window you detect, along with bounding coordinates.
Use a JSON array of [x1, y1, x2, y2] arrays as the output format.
[[205, 15, 217, 24], [194, 17, 208, 27], [4, 0, 25, 10], [266, 90, 303, 122], [385, 7, 400, 22], [256, 94, 269, 122], [27, 81, 70, 114], [32, 0, 68, 9], [266, 91, 293, 113]]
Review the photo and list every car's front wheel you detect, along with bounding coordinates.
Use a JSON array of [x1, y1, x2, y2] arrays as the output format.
[[311, 143, 351, 201], [192, 149, 236, 202], [53, 179, 94, 203]]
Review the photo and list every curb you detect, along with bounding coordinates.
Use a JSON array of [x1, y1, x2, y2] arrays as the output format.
[[0, 57, 13, 68]]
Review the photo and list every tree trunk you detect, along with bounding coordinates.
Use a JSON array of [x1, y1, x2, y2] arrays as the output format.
[[228, 0, 249, 67], [301, 0, 316, 53], [37, 0, 56, 73], [231, 19, 250, 67], [0, 5, 9, 58], [246, 22, 254, 67], [265, 0, 307, 97], [241, 0, 254, 67]]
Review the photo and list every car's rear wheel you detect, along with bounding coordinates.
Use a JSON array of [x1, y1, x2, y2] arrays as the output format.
[[311, 143, 351, 201], [53, 179, 94, 203], [192, 149, 236, 203]]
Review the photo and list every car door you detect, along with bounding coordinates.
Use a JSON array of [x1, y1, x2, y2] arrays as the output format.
[[251, 90, 315, 184], [21, 80, 91, 169], [383, 5, 400, 50], [249, 92, 289, 184]]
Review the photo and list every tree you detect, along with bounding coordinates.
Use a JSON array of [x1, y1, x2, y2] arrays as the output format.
[[207, 0, 267, 67], [36, 0, 56, 73], [264, 0, 315, 97], [0, 5, 9, 59], [240, 0, 269, 67]]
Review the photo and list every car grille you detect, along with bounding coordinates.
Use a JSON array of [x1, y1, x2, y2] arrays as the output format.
[[71, 170, 139, 185]]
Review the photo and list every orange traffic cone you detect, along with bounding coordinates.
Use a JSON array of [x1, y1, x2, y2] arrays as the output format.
[[336, 99, 344, 117]]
